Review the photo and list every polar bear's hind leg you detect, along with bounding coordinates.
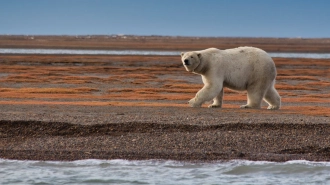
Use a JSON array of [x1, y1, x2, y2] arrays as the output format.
[[264, 84, 281, 110], [240, 92, 263, 109], [240, 85, 266, 109], [208, 88, 224, 108]]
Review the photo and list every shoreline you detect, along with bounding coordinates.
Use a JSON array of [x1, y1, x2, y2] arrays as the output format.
[[0, 36, 329, 162]]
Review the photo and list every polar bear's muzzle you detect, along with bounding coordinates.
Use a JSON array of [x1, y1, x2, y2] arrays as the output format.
[[184, 59, 190, 65]]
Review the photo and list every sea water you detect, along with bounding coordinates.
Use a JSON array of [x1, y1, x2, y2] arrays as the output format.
[[1, 159, 330, 185], [1, 48, 330, 58]]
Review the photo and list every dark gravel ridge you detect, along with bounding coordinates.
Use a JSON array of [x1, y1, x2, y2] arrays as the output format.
[[1, 105, 329, 162], [1, 120, 329, 137]]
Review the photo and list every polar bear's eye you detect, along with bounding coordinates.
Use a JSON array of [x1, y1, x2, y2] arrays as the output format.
[[191, 56, 193, 58]]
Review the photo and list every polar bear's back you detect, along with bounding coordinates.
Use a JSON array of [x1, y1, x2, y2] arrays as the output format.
[[230, 46, 276, 77], [204, 47, 276, 91], [200, 47, 273, 65], [224, 46, 272, 63]]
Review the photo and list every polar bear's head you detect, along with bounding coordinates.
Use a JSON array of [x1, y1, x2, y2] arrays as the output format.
[[180, 52, 202, 72]]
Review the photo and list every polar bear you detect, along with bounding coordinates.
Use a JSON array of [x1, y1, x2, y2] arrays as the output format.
[[181, 47, 281, 109]]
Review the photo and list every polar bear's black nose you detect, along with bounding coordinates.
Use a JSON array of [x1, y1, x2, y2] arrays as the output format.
[[184, 59, 190, 65]]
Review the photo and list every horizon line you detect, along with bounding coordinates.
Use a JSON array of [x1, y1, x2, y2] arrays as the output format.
[[0, 34, 330, 39]]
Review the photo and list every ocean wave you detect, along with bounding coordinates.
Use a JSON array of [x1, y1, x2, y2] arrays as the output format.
[[1, 159, 330, 185]]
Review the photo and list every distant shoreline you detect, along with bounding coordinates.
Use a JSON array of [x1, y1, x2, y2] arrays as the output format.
[[1, 34, 330, 39], [1, 35, 330, 52]]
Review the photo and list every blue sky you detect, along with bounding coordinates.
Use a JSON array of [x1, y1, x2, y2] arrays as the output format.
[[1, 0, 329, 38]]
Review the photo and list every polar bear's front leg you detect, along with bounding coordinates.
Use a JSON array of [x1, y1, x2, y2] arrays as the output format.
[[189, 85, 222, 107]]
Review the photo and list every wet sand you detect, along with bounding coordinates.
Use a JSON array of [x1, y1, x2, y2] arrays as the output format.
[[0, 36, 329, 162]]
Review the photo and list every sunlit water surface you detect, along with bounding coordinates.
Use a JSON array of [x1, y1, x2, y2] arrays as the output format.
[[1, 48, 330, 58]]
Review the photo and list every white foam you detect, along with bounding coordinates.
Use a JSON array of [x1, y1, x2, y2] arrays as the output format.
[[2, 158, 329, 166]]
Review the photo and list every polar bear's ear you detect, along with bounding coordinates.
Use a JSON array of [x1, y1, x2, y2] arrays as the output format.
[[181, 52, 185, 57], [197, 53, 201, 58]]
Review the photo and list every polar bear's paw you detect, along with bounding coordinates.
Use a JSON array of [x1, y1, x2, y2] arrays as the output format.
[[208, 104, 221, 108], [240, 104, 261, 109], [267, 105, 280, 110], [188, 98, 201, 107], [240, 104, 251, 109]]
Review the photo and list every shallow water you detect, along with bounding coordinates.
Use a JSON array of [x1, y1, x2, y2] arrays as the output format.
[[1, 159, 330, 185], [0, 48, 178, 56], [1, 48, 330, 58]]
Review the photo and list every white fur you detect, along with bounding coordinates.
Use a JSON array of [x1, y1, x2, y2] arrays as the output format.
[[181, 47, 281, 109]]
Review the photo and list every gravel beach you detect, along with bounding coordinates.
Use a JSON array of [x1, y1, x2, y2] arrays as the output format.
[[0, 105, 329, 162]]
